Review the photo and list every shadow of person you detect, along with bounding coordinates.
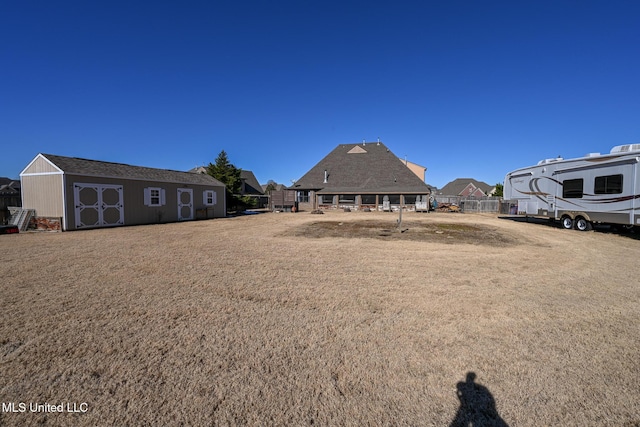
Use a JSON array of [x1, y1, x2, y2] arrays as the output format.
[[449, 372, 509, 427]]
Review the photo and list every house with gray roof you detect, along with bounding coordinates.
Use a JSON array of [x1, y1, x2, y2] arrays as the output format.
[[239, 170, 268, 208], [190, 166, 267, 208], [291, 141, 430, 211], [20, 153, 226, 230], [438, 178, 495, 198]]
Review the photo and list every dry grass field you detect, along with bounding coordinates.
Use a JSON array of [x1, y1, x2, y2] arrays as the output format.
[[1, 211, 639, 426]]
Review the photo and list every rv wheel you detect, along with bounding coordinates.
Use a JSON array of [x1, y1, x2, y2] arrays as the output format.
[[561, 216, 574, 230], [575, 217, 592, 231]]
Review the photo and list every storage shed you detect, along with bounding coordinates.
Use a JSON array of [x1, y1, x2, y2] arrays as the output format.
[[20, 153, 226, 230]]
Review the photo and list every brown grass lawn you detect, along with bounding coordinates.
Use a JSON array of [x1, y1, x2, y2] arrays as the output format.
[[1, 211, 639, 426]]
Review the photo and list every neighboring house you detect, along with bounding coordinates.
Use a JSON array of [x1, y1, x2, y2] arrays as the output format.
[[189, 166, 208, 175], [0, 178, 21, 224], [21, 153, 226, 231], [239, 170, 268, 208], [438, 178, 495, 198], [261, 182, 293, 211], [240, 170, 264, 196], [291, 141, 431, 211], [190, 166, 267, 208], [261, 182, 288, 193]]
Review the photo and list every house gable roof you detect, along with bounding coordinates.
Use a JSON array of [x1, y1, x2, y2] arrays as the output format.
[[292, 142, 430, 194], [439, 178, 494, 196], [240, 170, 264, 195], [0, 178, 20, 195], [262, 183, 288, 192], [26, 154, 225, 187]]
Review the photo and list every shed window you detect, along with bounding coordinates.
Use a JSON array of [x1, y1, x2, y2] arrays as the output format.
[[562, 179, 583, 199], [144, 187, 166, 206], [203, 190, 217, 205], [594, 174, 623, 194]]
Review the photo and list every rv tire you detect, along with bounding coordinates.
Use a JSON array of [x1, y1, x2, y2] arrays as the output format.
[[575, 217, 592, 231], [561, 216, 574, 230]]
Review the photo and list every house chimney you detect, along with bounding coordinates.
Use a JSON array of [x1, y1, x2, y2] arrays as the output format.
[[362, 139, 366, 146], [324, 170, 328, 183], [377, 137, 380, 145]]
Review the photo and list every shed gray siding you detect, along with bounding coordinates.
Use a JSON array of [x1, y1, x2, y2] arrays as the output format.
[[62, 175, 225, 229], [21, 153, 226, 231]]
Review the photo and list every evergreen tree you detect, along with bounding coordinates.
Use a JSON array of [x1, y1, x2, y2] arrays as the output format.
[[206, 150, 242, 210], [494, 183, 504, 197]]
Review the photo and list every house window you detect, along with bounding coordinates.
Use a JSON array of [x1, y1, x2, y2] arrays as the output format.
[[320, 195, 335, 204], [404, 195, 418, 204], [203, 190, 217, 205], [338, 195, 356, 204], [380, 195, 401, 204], [297, 191, 309, 203], [361, 195, 376, 204], [144, 187, 165, 206], [594, 174, 623, 194], [562, 179, 583, 199]]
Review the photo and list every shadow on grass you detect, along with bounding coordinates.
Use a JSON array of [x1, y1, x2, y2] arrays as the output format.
[[498, 215, 640, 240], [449, 372, 509, 427]]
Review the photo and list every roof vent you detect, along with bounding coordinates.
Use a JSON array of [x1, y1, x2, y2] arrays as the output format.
[[537, 157, 563, 165], [610, 144, 640, 153], [323, 170, 328, 183], [348, 146, 367, 154], [585, 152, 600, 157]]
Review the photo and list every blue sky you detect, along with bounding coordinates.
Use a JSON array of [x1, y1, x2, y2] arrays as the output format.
[[2, 1, 639, 188]]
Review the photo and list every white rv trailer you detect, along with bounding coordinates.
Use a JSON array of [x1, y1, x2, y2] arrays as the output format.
[[503, 144, 640, 231]]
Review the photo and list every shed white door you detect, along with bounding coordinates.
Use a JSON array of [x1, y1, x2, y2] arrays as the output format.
[[177, 188, 193, 220], [74, 183, 124, 229]]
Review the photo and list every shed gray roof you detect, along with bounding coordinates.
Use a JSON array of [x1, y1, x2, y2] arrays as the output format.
[[292, 142, 430, 194], [38, 154, 225, 187]]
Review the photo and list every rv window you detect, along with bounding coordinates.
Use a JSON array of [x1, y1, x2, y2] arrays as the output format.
[[562, 179, 583, 199], [594, 174, 623, 194]]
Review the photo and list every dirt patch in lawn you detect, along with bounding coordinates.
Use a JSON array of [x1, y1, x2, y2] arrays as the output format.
[[291, 220, 518, 246]]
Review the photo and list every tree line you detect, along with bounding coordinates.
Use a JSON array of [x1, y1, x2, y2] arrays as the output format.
[[206, 150, 256, 212]]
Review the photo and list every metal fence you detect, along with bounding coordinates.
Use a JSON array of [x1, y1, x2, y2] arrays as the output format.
[[435, 196, 506, 213], [459, 199, 501, 213]]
